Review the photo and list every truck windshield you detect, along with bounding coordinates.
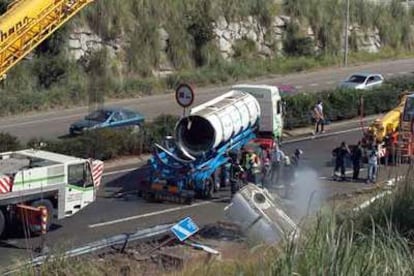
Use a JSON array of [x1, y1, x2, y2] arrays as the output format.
[[68, 163, 93, 188], [403, 98, 414, 122]]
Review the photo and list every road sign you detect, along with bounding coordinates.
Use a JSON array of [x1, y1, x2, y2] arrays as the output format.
[[175, 83, 194, 108], [171, 217, 199, 242]]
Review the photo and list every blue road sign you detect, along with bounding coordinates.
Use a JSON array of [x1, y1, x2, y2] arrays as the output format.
[[171, 217, 199, 242]]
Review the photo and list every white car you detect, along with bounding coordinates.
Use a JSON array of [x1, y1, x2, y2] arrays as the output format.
[[338, 72, 384, 90]]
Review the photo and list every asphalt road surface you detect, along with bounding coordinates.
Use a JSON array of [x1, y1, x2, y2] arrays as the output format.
[[0, 58, 413, 142], [0, 123, 380, 271]]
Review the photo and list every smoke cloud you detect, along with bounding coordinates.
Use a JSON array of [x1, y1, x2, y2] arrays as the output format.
[[289, 168, 325, 220]]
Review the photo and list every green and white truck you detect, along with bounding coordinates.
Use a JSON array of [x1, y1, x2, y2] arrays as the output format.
[[0, 149, 104, 237], [232, 84, 284, 141]]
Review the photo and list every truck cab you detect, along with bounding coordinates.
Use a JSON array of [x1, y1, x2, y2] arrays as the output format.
[[232, 84, 284, 141], [399, 93, 414, 157], [0, 149, 103, 237]]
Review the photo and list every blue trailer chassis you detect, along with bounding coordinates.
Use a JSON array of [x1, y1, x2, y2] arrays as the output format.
[[145, 127, 256, 202]]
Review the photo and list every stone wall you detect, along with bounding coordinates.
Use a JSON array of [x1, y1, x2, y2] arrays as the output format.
[[67, 16, 385, 72], [68, 26, 120, 61]]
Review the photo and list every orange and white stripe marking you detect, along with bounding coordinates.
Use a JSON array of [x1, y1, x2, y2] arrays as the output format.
[[92, 160, 104, 187], [0, 176, 12, 194]]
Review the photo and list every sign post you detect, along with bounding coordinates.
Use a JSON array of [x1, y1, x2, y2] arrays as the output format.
[[175, 83, 195, 116]]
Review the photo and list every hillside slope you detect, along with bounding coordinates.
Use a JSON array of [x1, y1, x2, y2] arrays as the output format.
[[0, 0, 412, 115]]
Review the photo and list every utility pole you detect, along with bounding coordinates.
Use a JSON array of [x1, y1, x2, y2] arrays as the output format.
[[343, 0, 350, 67]]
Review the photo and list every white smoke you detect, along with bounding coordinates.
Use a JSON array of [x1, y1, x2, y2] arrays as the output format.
[[289, 168, 324, 220]]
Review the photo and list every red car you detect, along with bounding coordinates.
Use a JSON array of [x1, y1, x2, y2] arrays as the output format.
[[276, 84, 297, 96]]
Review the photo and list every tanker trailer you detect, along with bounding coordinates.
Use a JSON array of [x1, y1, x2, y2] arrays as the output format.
[[143, 86, 283, 203]]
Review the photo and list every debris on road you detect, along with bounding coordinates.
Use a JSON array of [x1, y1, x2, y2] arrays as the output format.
[[224, 184, 299, 245]]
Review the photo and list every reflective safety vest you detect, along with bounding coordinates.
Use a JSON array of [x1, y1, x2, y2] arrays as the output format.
[[250, 154, 261, 174], [391, 132, 398, 145]]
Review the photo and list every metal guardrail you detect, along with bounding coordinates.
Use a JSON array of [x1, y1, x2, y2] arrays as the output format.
[[3, 223, 174, 275]]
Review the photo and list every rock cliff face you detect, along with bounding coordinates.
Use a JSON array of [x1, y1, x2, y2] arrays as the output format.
[[67, 15, 386, 73], [68, 26, 119, 60]]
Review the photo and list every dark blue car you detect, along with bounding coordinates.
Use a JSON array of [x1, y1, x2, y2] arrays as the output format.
[[69, 107, 145, 136]]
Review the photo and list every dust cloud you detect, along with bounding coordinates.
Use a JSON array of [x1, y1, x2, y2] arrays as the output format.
[[291, 168, 325, 219], [270, 167, 326, 220]]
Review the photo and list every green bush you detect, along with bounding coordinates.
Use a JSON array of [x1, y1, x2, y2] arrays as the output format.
[[283, 21, 315, 56], [0, 132, 21, 152], [27, 129, 139, 161], [24, 114, 180, 161], [283, 76, 414, 129]]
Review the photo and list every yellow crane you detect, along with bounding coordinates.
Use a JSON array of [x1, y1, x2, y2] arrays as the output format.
[[365, 92, 409, 143], [0, 0, 93, 80]]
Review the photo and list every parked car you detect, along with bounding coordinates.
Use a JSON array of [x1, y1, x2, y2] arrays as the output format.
[[338, 72, 384, 90], [276, 84, 298, 96], [69, 107, 145, 136]]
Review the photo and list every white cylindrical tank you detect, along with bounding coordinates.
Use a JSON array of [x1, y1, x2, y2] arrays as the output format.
[[175, 90, 260, 156], [224, 184, 299, 244]]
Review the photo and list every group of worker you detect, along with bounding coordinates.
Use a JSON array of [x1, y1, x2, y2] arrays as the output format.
[[228, 143, 303, 198], [332, 141, 380, 184]]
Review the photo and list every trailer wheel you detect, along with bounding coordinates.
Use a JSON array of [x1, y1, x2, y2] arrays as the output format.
[[29, 199, 53, 234], [0, 209, 5, 238]]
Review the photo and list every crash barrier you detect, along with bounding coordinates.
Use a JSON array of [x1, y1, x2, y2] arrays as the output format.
[[224, 184, 299, 244], [3, 224, 174, 275]]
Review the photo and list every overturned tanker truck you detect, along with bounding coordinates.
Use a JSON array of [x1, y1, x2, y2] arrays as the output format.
[[142, 84, 285, 203]]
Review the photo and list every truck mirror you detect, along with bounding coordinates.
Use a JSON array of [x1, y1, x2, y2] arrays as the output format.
[[282, 101, 287, 116]]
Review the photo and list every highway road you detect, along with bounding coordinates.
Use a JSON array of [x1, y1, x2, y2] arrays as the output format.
[[0, 58, 412, 142], [0, 122, 389, 271]]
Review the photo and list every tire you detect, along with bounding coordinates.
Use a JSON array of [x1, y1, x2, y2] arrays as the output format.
[[29, 199, 53, 234], [0, 209, 5, 238]]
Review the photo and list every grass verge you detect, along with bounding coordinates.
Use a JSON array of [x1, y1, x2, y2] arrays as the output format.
[[18, 164, 414, 275]]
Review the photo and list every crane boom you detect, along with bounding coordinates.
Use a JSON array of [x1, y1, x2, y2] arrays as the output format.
[[0, 0, 93, 80]]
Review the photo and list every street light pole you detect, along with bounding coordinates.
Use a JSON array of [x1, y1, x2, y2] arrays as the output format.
[[343, 0, 350, 67]]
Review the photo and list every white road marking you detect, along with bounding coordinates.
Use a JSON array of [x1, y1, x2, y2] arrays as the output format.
[[326, 81, 334, 84], [310, 83, 319, 87], [353, 191, 392, 212], [103, 167, 137, 176], [386, 73, 394, 76], [284, 126, 363, 144], [398, 71, 408, 75], [295, 85, 303, 89], [88, 197, 229, 228]]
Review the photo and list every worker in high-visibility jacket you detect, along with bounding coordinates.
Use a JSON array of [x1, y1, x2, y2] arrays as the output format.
[[243, 150, 261, 186]]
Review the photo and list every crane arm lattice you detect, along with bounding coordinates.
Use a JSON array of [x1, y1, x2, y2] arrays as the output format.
[[0, 0, 93, 80]]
